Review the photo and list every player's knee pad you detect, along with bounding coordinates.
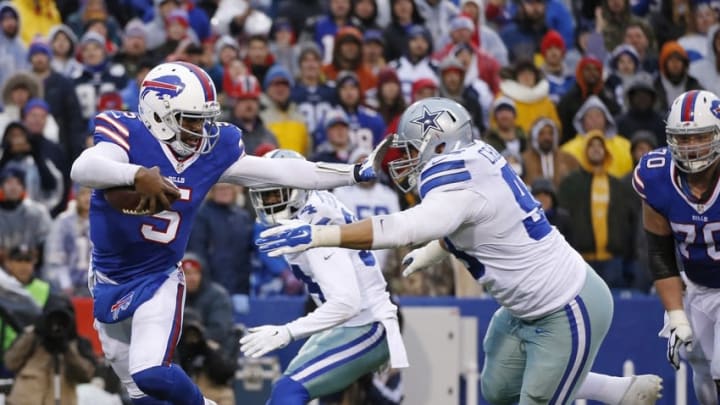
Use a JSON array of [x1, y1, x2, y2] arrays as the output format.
[[267, 376, 310, 405], [131, 365, 203, 405]]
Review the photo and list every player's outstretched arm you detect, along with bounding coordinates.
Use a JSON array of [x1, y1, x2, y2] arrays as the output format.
[[256, 190, 480, 256], [71, 142, 142, 189], [219, 137, 391, 188], [642, 201, 692, 369], [401, 239, 450, 277]]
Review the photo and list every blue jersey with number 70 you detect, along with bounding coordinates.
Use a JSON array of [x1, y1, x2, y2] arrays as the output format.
[[88, 110, 244, 283], [633, 147, 720, 288]]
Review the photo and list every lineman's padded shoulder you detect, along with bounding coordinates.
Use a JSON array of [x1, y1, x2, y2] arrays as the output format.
[[632, 147, 673, 214], [93, 110, 134, 152], [417, 151, 475, 200], [297, 191, 353, 226]]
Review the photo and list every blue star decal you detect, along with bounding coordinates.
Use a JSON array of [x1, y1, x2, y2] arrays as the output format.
[[410, 107, 444, 135]]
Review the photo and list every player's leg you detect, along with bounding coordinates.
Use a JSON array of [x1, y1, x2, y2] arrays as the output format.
[[95, 319, 170, 405], [268, 322, 389, 405], [685, 290, 720, 405], [519, 266, 613, 405], [575, 372, 662, 405], [479, 307, 526, 405], [127, 270, 206, 405]]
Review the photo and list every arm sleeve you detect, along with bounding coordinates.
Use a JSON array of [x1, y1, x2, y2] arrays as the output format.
[[370, 189, 484, 249], [70, 142, 142, 189], [218, 155, 356, 189], [285, 248, 362, 340]]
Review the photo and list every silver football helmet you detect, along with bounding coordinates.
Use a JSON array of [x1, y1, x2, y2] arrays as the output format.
[[388, 97, 474, 192], [249, 149, 310, 226], [666, 90, 720, 173]]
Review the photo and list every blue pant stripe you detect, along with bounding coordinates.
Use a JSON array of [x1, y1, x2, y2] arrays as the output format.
[[289, 323, 379, 377], [561, 296, 592, 404], [549, 301, 579, 404]]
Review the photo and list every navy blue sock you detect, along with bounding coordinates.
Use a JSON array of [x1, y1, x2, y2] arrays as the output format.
[[132, 364, 204, 405]]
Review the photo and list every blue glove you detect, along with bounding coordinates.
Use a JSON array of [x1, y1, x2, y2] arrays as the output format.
[[354, 136, 392, 183], [256, 221, 316, 257]]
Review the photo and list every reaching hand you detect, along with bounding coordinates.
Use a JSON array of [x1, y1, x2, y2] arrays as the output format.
[[354, 136, 392, 182], [401, 240, 450, 277], [240, 325, 292, 358], [667, 310, 693, 370], [256, 221, 315, 257]]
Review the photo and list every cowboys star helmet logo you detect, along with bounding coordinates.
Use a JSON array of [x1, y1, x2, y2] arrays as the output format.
[[411, 107, 444, 135]]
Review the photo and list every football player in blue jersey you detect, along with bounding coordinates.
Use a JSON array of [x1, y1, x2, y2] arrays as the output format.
[[69, 61, 383, 405], [633, 89, 720, 404], [256, 97, 662, 405]]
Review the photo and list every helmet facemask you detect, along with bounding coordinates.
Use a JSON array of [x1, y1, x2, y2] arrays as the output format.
[[249, 186, 308, 226], [667, 126, 720, 173], [164, 108, 221, 156], [388, 136, 430, 193]]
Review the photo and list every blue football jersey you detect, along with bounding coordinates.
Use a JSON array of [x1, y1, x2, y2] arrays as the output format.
[[633, 147, 720, 288], [89, 110, 244, 283]]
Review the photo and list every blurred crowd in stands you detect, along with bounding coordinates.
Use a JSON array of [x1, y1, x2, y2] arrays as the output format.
[[0, 0, 716, 402]]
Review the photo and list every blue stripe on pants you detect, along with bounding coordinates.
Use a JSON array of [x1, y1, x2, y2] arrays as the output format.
[[549, 297, 592, 404], [289, 323, 380, 378]]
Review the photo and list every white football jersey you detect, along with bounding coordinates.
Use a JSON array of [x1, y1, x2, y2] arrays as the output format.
[[372, 141, 588, 320], [417, 141, 588, 319], [286, 191, 398, 330]]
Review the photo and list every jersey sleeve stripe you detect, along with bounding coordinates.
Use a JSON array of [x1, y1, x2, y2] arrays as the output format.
[[96, 126, 130, 151], [420, 160, 466, 182], [315, 217, 332, 225], [97, 114, 129, 137], [419, 171, 471, 198], [631, 166, 647, 200]]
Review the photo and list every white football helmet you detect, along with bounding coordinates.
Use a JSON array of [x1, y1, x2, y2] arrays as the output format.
[[666, 90, 720, 173], [138, 62, 221, 156], [249, 149, 310, 226], [388, 97, 474, 192]]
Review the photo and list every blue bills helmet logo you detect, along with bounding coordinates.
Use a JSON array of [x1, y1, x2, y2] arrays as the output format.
[[141, 75, 186, 100], [410, 107, 444, 135], [711, 99, 720, 120], [110, 291, 135, 321]]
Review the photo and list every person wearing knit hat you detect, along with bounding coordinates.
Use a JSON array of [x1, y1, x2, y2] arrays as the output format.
[[0, 2, 28, 89], [293, 43, 335, 136], [410, 78, 438, 102], [540, 30, 573, 103], [556, 56, 621, 144], [484, 95, 526, 156], [27, 39, 52, 61], [263, 64, 294, 90], [604, 44, 640, 111], [656, 41, 702, 112], [438, 57, 485, 133], [323, 26, 378, 94], [362, 29, 386, 76], [48, 24, 82, 78], [374, 67, 404, 124]]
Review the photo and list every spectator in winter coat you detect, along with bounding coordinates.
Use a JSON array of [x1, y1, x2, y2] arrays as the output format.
[[47, 24, 82, 79], [557, 56, 621, 144], [243, 35, 275, 88], [483, 97, 527, 156], [438, 57, 488, 134], [389, 24, 438, 104], [523, 117, 579, 189], [540, 30, 574, 104], [260, 65, 312, 156], [679, 2, 717, 64], [615, 72, 666, 147], [0, 2, 28, 90], [187, 184, 254, 298], [530, 177, 572, 241], [382, 0, 425, 62], [459, 0, 509, 65], [331, 72, 386, 151], [689, 24, 720, 96], [0, 72, 42, 137], [654, 40, 703, 113], [362, 29, 388, 76], [415, 0, 458, 52], [112, 19, 157, 80], [226, 74, 278, 157], [323, 26, 378, 94], [291, 42, 336, 141], [310, 110, 353, 164], [561, 95, 633, 178], [499, 0, 550, 63], [599, 0, 644, 52], [305, 0, 354, 64], [623, 21, 659, 75], [604, 44, 640, 112], [11, 0, 60, 46]]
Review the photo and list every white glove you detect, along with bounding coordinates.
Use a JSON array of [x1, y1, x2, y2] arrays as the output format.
[[667, 309, 693, 370], [256, 220, 341, 257], [240, 325, 293, 358], [402, 240, 450, 277]]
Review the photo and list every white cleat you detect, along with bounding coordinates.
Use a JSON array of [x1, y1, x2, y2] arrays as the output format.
[[619, 374, 663, 405]]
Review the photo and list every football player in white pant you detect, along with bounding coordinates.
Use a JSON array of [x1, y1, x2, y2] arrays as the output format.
[[256, 97, 661, 404], [240, 149, 407, 405], [633, 89, 720, 404]]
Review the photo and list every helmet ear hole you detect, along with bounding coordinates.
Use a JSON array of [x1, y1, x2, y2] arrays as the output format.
[[435, 142, 446, 154], [153, 113, 162, 123]]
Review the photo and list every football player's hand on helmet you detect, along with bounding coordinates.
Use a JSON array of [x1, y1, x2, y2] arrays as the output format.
[[240, 325, 292, 358], [256, 220, 341, 257], [667, 309, 693, 370], [134, 166, 180, 213], [354, 136, 392, 182], [402, 240, 450, 277]]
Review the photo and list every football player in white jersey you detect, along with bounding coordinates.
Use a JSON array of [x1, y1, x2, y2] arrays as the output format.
[[256, 98, 662, 404], [633, 90, 720, 404], [240, 150, 407, 405]]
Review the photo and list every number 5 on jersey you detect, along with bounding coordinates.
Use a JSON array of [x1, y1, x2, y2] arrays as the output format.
[[141, 188, 191, 244]]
